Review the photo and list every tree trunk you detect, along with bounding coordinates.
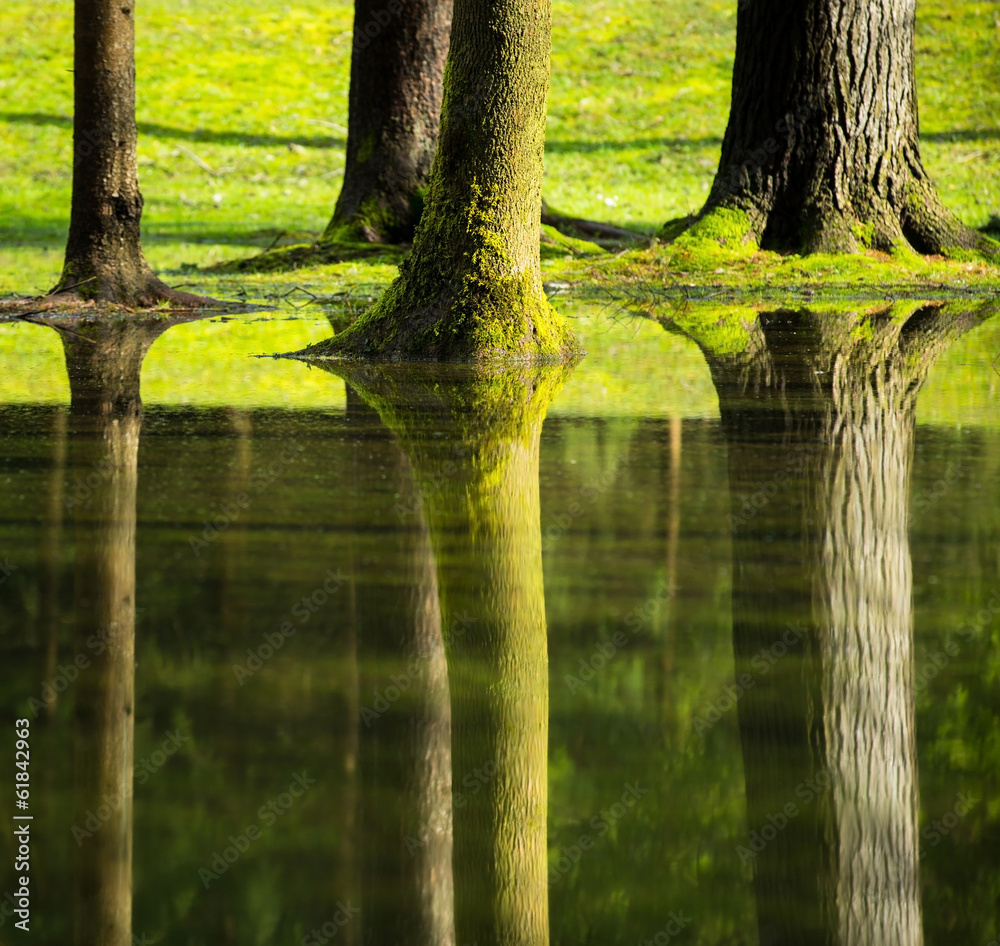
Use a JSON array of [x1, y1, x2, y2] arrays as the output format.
[[685, 0, 996, 257], [304, 0, 576, 360], [324, 0, 452, 244], [53, 0, 213, 305], [327, 362, 574, 945], [697, 304, 988, 945]]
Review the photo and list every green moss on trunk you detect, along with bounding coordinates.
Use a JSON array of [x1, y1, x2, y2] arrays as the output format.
[[300, 0, 576, 362]]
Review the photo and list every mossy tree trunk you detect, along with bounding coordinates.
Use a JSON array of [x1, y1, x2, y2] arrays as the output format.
[[305, 0, 575, 361], [326, 362, 574, 944], [697, 304, 988, 944], [350, 395, 454, 945], [324, 0, 452, 244], [684, 0, 996, 257], [53, 0, 212, 305]]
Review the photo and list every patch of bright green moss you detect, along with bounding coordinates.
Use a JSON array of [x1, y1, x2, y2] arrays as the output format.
[[540, 224, 605, 259]]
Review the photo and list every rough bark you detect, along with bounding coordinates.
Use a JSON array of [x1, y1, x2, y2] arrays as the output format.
[[682, 0, 996, 257], [325, 0, 452, 244], [303, 0, 576, 360], [351, 393, 454, 946], [53, 0, 214, 305], [696, 304, 990, 945], [327, 362, 574, 945]]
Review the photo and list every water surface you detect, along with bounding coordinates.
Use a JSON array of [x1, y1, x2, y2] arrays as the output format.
[[0, 301, 998, 945]]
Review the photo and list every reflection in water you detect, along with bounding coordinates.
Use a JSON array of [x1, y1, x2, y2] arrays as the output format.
[[698, 304, 991, 945], [347, 390, 454, 946], [48, 317, 199, 946], [329, 362, 573, 946]]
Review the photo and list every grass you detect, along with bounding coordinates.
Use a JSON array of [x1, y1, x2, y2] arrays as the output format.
[[0, 0, 998, 301]]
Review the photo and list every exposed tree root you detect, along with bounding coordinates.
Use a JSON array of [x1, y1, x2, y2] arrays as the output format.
[[210, 239, 406, 275], [541, 201, 647, 247]]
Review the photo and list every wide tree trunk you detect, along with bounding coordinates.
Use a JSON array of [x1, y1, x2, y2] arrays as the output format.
[[53, 0, 211, 305], [684, 0, 996, 256], [327, 362, 574, 945], [695, 304, 988, 945], [303, 0, 575, 360], [324, 0, 452, 244]]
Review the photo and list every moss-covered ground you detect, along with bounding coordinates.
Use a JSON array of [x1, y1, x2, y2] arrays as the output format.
[[1, 0, 998, 305]]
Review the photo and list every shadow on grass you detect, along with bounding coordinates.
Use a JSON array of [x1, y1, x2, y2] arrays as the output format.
[[0, 112, 344, 150]]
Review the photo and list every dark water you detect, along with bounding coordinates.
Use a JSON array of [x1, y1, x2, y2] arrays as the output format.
[[0, 303, 998, 946]]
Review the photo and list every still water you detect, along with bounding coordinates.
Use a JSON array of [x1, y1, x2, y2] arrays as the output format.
[[0, 301, 998, 946]]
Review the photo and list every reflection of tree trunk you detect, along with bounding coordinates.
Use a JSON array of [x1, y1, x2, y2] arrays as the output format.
[[39, 409, 67, 720], [328, 363, 572, 946], [52, 316, 192, 946], [219, 410, 252, 643], [63, 327, 143, 946], [701, 305, 987, 946], [350, 392, 454, 946]]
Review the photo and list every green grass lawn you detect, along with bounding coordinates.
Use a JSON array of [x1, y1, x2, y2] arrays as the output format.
[[1, 0, 998, 300]]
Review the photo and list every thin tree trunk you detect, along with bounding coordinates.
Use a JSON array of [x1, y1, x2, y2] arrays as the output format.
[[53, 0, 214, 305], [325, 0, 452, 244], [327, 362, 574, 945], [351, 394, 454, 946], [699, 304, 988, 945], [303, 0, 575, 360], [684, 0, 996, 256]]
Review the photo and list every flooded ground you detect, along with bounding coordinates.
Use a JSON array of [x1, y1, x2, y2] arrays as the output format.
[[0, 302, 998, 945]]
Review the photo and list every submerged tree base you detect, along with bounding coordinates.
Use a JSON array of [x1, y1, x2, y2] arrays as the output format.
[[290, 257, 580, 363], [47, 267, 221, 309], [663, 201, 1000, 264]]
